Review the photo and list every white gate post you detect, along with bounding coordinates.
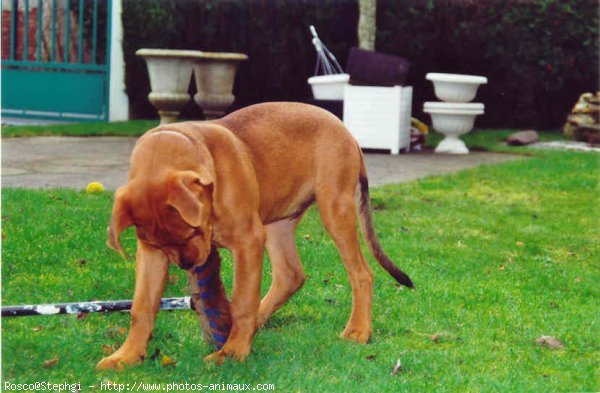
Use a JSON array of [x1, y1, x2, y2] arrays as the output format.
[[108, 0, 129, 121]]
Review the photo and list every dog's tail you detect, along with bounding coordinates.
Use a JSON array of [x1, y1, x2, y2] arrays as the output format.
[[356, 153, 414, 288]]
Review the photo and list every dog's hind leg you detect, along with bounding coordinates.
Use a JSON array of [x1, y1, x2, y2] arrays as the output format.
[[316, 191, 374, 343], [258, 217, 305, 325]]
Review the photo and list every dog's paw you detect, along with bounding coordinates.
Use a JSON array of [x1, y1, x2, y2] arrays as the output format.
[[339, 326, 372, 344], [203, 345, 250, 365], [95, 350, 144, 371]]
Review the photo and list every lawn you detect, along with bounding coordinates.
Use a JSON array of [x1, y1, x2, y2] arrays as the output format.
[[1, 138, 598, 392], [1, 120, 156, 138]]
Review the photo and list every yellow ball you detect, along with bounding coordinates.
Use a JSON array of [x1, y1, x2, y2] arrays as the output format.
[[86, 181, 104, 194]]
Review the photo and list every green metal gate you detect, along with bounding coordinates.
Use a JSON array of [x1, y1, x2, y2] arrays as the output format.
[[1, 0, 112, 122]]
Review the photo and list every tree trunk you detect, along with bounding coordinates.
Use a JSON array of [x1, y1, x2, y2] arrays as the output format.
[[358, 0, 376, 50]]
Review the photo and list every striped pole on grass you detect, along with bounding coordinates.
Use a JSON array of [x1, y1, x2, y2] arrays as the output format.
[[1, 297, 192, 317]]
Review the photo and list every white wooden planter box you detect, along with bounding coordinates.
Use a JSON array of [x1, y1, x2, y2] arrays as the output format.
[[343, 85, 413, 154]]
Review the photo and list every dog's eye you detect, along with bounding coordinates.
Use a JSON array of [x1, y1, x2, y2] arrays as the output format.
[[193, 227, 204, 238]]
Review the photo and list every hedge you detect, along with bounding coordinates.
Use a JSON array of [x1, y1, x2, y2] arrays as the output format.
[[122, 0, 598, 129]]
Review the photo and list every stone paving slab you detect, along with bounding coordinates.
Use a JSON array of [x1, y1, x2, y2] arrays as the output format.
[[1, 137, 522, 190]]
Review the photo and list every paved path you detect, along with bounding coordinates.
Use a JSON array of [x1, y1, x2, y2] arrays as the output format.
[[1, 137, 521, 189]]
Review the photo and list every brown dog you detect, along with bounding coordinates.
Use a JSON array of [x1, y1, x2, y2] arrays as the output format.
[[96, 102, 412, 370]]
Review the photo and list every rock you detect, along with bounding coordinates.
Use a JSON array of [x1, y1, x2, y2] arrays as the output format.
[[507, 130, 539, 146], [564, 92, 600, 145], [534, 335, 565, 349]]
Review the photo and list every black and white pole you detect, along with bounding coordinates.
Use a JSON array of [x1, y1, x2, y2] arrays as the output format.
[[1, 297, 192, 317]]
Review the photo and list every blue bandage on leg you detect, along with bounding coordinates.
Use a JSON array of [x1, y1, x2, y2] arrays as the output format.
[[203, 308, 220, 318], [197, 275, 213, 287]]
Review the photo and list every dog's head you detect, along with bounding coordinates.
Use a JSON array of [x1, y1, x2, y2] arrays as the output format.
[[107, 168, 214, 270]]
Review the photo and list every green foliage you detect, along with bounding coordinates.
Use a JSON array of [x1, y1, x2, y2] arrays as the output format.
[[2, 147, 599, 391], [121, 0, 598, 129]]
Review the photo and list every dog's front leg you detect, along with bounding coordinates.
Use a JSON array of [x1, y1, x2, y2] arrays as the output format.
[[96, 241, 169, 370], [204, 224, 265, 364]]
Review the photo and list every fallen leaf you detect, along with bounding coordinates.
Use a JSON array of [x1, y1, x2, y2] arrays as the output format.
[[161, 354, 176, 366], [516, 241, 525, 247], [106, 326, 128, 338], [43, 356, 59, 368], [101, 344, 116, 355], [499, 265, 507, 270], [390, 359, 402, 376], [535, 336, 565, 349], [33, 325, 43, 332], [576, 277, 583, 283]]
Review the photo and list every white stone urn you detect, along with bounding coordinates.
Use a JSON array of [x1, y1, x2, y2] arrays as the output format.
[[191, 52, 248, 119], [424, 73, 488, 154], [136, 49, 196, 124], [426, 73, 488, 103], [424, 102, 485, 154]]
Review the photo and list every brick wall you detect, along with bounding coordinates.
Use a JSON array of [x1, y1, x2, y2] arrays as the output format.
[[2, 8, 39, 61], [2, 5, 90, 63]]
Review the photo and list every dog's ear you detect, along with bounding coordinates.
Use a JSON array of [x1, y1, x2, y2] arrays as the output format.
[[107, 187, 133, 258], [167, 169, 213, 227]]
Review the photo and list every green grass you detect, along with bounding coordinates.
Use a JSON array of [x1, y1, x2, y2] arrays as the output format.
[[2, 148, 599, 392], [1, 120, 157, 138]]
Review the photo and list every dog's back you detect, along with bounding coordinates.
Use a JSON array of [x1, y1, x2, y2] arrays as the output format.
[[214, 102, 363, 223]]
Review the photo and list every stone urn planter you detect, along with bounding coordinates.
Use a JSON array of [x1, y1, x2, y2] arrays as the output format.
[[423, 102, 485, 154], [191, 52, 248, 119], [426, 73, 487, 103], [423, 72, 488, 154], [136, 49, 198, 124]]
